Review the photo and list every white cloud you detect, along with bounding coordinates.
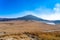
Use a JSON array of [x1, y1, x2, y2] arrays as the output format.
[[21, 3, 60, 20], [39, 3, 60, 20], [5, 3, 60, 20]]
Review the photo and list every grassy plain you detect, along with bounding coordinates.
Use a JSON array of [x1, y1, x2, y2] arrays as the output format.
[[0, 20, 60, 40]]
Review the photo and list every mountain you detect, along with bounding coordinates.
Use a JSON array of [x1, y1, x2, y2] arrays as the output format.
[[0, 15, 48, 21], [17, 15, 46, 21], [53, 20, 60, 24], [0, 15, 60, 24]]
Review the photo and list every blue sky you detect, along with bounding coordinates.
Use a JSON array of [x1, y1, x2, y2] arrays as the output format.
[[0, 0, 60, 20]]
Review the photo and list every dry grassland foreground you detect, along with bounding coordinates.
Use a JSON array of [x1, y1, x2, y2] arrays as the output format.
[[0, 20, 60, 40]]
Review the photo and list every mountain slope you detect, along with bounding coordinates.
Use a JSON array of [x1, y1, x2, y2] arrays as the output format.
[[0, 15, 60, 24], [53, 20, 60, 24], [17, 15, 46, 21]]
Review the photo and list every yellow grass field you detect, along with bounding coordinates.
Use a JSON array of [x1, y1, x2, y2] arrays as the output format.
[[0, 20, 60, 40]]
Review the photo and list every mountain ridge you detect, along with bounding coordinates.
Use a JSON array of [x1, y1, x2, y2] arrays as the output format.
[[0, 15, 60, 24]]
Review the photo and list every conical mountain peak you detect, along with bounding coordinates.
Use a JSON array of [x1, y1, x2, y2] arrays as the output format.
[[17, 15, 44, 21], [23, 15, 37, 17]]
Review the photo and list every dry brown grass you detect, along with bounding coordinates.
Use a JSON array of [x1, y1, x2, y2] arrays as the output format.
[[0, 20, 58, 33], [0, 20, 59, 40]]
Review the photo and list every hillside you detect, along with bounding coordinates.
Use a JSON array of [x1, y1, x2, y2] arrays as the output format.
[[0, 15, 60, 40], [0, 20, 59, 40]]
